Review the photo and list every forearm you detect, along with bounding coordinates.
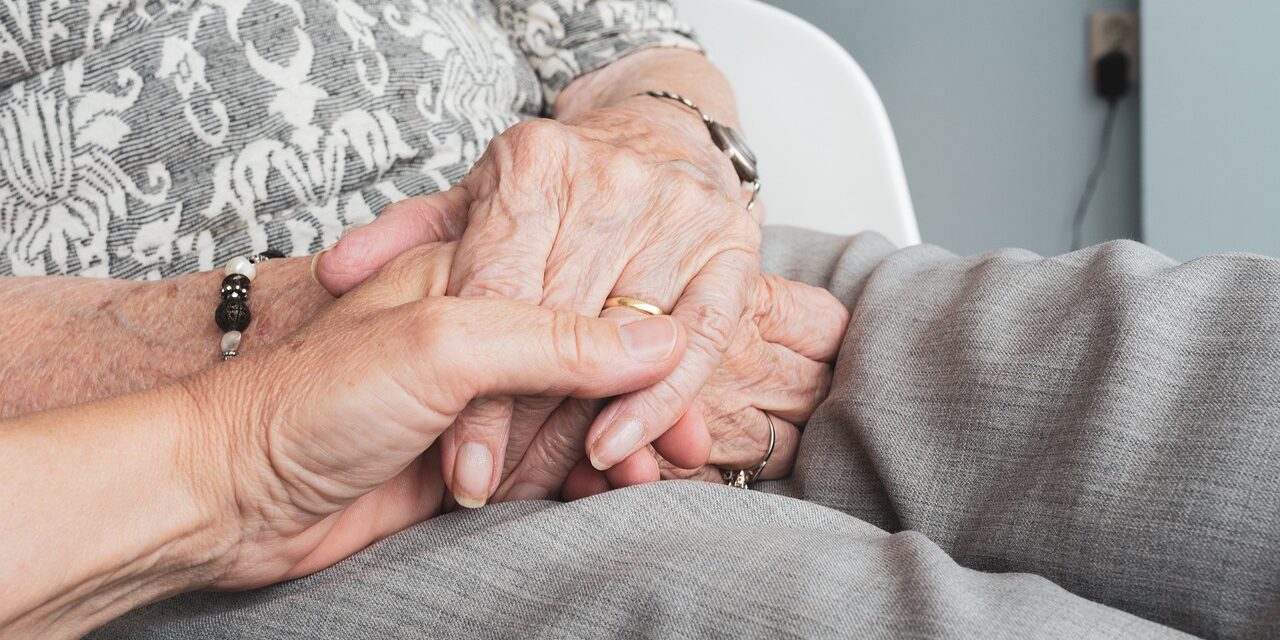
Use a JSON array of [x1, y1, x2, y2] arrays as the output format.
[[0, 258, 331, 418], [0, 384, 235, 638]]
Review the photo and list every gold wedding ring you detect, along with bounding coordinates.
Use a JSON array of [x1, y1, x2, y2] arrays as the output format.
[[603, 296, 664, 316]]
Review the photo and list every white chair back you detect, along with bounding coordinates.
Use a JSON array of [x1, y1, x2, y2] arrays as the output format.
[[676, 0, 920, 245]]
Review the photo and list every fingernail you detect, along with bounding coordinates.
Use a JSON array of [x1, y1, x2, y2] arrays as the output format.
[[504, 482, 549, 502], [617, 316, 678, 362], [454, 442, 493, 509], [589, 416, 644, 470], [309, 247, 331, 284]]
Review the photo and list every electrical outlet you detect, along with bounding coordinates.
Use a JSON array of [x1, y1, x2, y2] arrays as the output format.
[[1090, 11, 1139, 85]]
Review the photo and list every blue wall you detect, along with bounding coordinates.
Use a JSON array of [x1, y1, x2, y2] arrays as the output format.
[[759, 0, 1140, 257], [1142, 2, 1280, 260]]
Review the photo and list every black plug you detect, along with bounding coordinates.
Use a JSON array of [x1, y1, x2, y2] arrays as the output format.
[[1095, 49, 1131, 103]]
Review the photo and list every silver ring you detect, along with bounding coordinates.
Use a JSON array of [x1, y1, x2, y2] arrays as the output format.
[[722, 413, 776, 489]]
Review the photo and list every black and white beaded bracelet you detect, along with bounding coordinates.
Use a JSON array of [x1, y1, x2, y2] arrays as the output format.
[[215, 250, 283, 361]]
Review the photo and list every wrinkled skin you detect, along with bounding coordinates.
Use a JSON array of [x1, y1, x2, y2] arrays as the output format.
[[315, 99, 850, 503], [318, 97, 766, 507], [498, 273, 850, 501], [196, 242, 688, 589]]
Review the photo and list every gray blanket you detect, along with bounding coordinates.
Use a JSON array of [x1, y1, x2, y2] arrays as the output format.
[[94, 229, 1280, 639]]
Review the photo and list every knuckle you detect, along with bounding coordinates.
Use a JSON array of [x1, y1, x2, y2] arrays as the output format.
[[405, 301, 451, 358], [733, 344, 773, 389], [599, 147, 645, 181], [669, 170, 719, 207], [808, 367, 835, 411], [647, 372, 699, 417], [393, 302, 467, 406], [711, 414, 760, 464], [783, 359, 811, 393], [535, 405, 597, 460], [507, 118, 568, 147], [541, 421, 584, 457], [686, 299, 740, 355], [481, 119, 576, 201], [641, 171, 705, 227], [456, 398, 513, 432], [548, 312, 596, 375], [457, 274, 539, 302], [452, 246, 543, 301], [726, 313, 755, 354], [753, 274, 780, 321], [722, 412, 771, 457], [462, 152, 500, 193], [514, 396, 563, 416], [502, 119, 572, 166]]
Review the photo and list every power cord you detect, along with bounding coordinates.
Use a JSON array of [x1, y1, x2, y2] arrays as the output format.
[[1071, 49, 1131, 251], [1071, 100, 1120, 251]]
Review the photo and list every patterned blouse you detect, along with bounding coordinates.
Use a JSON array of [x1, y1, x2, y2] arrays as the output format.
[[0, 0, 698, 278]]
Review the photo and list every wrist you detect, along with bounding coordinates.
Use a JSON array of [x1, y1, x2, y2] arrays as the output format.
[[0, 385, 242, 637], [228, 257, 334, 355], [171, 333, 292, 591], [0, 262, 327, 635], [139, 258, 337, 584], [172, 373, 255, 583], [568, 98, 743, 198], [0, 258, 332, 419], [129, 257, 330, 368]]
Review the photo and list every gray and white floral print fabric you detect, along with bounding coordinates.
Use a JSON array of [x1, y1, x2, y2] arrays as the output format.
[[0, 0, 697, 278]]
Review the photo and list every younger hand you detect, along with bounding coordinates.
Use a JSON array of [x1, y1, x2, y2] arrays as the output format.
[[191, 242, 687, 589]]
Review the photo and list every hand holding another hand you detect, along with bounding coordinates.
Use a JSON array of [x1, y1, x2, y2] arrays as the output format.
[[317, 216, 849, 504], [192, 243, 686, 589], [316, 99, 763, 507], [497, 273, 849, 501]]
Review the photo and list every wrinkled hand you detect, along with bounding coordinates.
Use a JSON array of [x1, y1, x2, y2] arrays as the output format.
[[492, 274, 850, 501], [193, 242, 686, 589], [315, 99, 761, 508]]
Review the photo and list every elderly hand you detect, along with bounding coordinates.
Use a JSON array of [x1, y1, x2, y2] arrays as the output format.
[[189, 242, 686, 589], [492, 274, 849, 501], [314, 98, 761, 508]]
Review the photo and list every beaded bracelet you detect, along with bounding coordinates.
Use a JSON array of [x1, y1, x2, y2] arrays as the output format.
[[215, 250, 283, 361]]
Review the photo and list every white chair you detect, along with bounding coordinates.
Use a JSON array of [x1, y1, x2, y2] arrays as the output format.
[[676, 0, 921, 246]]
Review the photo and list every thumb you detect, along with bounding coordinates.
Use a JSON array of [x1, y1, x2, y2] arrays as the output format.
[[314, 186, 471, 296], [421, 298, 686, 407], [247, 299, 684, 515]]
